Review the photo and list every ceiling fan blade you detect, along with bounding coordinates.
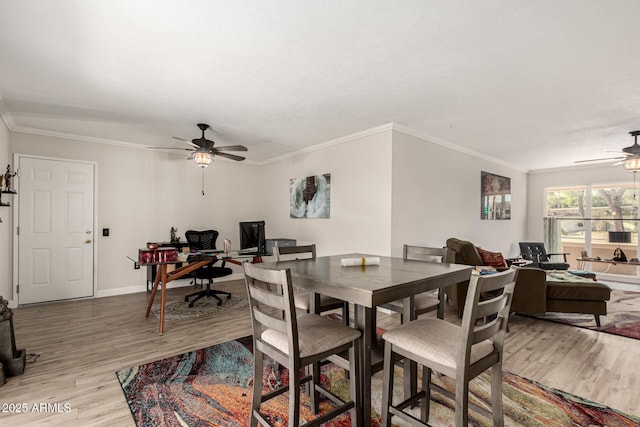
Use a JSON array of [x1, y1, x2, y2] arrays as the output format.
[[574, 156, 627, 164], [213, 145, 248, 152], [214, 152, 246, 161], [173, 136, 199, 148], [146, 146, 194, 151]]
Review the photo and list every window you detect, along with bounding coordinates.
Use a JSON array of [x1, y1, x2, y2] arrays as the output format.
[[546, 183, 639, 278]]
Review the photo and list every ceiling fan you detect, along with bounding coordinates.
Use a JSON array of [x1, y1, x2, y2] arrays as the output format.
[[574, 130, 640, 171], [148, 123, 247, 167]]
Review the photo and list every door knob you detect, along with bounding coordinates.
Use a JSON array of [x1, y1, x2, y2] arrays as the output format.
[[85, 239, 92, 244]]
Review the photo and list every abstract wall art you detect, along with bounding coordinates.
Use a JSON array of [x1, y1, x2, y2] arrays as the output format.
[[290, 173, 331, 219]]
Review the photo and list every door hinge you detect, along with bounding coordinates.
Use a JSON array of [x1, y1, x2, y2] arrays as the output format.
[[16, 226, 19, 236], [16, 285, 19, 294]]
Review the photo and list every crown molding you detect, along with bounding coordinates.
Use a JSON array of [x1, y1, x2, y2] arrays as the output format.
[[8, 125, 260, 165], [527, 161, 623, 174], [5, 117, 533, 172], [258, 122, 395, 166], [11, 125, 149, 150], [391, 123, 528, 173], [0, 96, 16, 130]]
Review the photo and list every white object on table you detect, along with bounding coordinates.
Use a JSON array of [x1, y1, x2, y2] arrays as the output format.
[[340, 257, 380, 266]]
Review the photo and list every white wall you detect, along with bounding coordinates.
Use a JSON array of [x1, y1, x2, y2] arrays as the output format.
[[391, 129, 528, 258], [259, 128, 393, 256], [10, 132, 262, 298], [527, 164, 635, 241], [4, 122, 535, 304], [0, 119, 11, 301]]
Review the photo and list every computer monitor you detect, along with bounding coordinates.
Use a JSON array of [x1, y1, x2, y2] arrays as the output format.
[[239, 221, 266, 254]]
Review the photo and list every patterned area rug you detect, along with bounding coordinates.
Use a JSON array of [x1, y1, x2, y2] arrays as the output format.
[[150, 293, 249, 321], [116, 336, 640, 426], [530, 290, 640, 340]]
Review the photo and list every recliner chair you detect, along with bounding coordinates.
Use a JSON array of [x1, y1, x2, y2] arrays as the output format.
[[518, 242, 569, 270], [184, 230, 233, 307]]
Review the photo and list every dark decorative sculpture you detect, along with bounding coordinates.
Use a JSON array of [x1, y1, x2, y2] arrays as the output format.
[[3, 165, 17, 192]]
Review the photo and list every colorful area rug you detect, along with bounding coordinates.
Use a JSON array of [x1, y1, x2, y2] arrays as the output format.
[[150, 293, 249, 321], [116, 336, 640, 426], [530, 290, 640, 340]]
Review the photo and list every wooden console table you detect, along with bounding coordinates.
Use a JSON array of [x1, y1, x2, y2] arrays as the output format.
[[577, 257, 640, 272]]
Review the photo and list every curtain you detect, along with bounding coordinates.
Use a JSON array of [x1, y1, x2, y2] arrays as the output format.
[[544, 217, 561, 254]]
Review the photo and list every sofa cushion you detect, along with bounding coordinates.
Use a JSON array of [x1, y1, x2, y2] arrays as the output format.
[[545, 271, 611, 301], [476, 247, 507, 268]]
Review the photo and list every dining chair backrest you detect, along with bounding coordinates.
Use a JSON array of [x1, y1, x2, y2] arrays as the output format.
[[459, 269, 516, 369], [243, 262, 298, 366], [243, 262, 362, 426], [273, 244, 316, 262], [403, 244, 448, 263], [380, 268, 517, 426]]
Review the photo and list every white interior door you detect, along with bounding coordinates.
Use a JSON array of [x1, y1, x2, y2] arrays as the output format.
[[17, 157, 95, 304]]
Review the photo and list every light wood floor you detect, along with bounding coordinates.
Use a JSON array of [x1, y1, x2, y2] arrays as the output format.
[[1, 279, 639, 426]]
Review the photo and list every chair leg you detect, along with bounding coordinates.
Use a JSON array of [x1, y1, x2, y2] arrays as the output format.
[[186, 291, 211, 307], [422, 366, 431, 422], [343, 302, 350, 326], [490, 363, 505, 427], [288, 365, 301, 427], [381, 343, 394, 427], [595, 314, 601, 327], [310, 361, 320, 413], [454, 375, 469, 427], [250, 351, 263, 427]]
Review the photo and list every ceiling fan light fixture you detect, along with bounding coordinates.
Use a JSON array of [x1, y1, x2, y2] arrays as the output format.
[[624, 156, 640, 172], [193, 150, 213, 167]]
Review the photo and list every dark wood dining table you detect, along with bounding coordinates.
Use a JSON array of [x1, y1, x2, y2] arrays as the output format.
[[259, 253, 472, 425]]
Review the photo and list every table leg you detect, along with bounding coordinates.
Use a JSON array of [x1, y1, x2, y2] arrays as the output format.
[[145, 269, 162, 318], [159, 265, 168, 335], [357, 306, 373, 426]]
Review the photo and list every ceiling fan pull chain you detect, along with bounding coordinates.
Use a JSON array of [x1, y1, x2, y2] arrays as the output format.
[[201, 168, 205, 196]]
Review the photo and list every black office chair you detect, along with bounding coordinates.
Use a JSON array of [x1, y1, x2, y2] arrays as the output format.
[[519, 241, 570, 270], [184, 230, 233, 307]]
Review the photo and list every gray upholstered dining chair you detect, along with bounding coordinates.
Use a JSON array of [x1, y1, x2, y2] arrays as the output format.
[[380, 268, 516, 427], [380, 244, 448, 320], [273, 244, 350, 325], [243, 262, 361, 427]]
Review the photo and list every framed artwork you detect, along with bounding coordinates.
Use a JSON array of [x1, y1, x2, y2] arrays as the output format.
[[481, 171, 511, 220], [290, 173, 331, 218]]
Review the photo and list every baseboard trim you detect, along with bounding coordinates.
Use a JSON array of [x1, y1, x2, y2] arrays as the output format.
[[95, 273, 245, 298]]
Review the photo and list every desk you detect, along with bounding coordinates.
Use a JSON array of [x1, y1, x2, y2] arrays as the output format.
[[130, 250, 262, 334], [138, 256, 213, 334], [259, 253, 472, 425], [577, 257, 640, 272], [127, 256, 217, 335], [145, 241, 190, 292]]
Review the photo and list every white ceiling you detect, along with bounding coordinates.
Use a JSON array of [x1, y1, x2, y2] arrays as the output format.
[[1, 0, 640, 171]]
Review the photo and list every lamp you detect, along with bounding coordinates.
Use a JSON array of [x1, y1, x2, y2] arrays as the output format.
[[193, 149, 213, 168], [624, 156, 640, 172]]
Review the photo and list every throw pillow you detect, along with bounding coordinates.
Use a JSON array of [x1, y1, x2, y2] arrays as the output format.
[[476, 247, 507, 268]]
